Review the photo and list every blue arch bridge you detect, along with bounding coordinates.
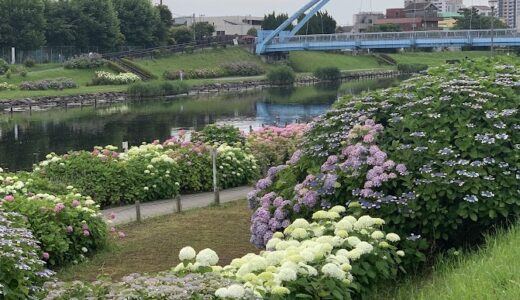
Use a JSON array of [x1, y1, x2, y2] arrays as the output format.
[[255, 0, 520, 54]]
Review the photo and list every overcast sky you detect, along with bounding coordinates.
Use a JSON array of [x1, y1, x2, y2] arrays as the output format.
[[160, 0, 489, 25]]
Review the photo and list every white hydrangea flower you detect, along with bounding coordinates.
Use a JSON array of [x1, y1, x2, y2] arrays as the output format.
[[290, 228, 308, 240], [329, 206, 346, 214], [277, 267, 297, 282], [179, 246, 196, 261], [371, 231, 385, 240], [355, 241, 374, 254], [386, 233, 401, 242], [292, 218, 310, 229], [321, 263, 346, 280], [347, 236, 361, 247], [196, 248, 219, 266], [396, 250, 405, 257]]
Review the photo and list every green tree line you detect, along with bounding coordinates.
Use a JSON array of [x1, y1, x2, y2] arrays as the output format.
[[0, 0, 181, 51]]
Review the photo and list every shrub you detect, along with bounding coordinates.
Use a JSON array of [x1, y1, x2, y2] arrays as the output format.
[[314, 67, 341, 81], [216, 144, 259, 189], [249, 57, 520, 268], [221, 62, 264, 77], [0, 58, 9, 75], [267, 66, 296, 85], [247, 124, 307, 173], [19, 78, 77, 91], [23, 58, 36, 68], [5, 69, 11, 79], [0, 209, 53, 299], [191, 124, 245, 146], [0, 82, 16, 91], [397, 63, 428, 73], [127, 81, 189, 97], [185, 46, 194, 54], [90, 71, 140, 85], [174, 207, 403, 299], [0, 173, 108, 267], [20, 70, 27, 77], [64, 53, 105, 69]]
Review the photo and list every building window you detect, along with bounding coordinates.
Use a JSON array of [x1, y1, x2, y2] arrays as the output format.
[[216, 31, 225, 36]]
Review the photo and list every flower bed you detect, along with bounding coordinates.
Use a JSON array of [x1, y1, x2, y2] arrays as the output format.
[[90, 71, 141, 86], [36, 136, 258, 207], [19, 78, 77, 91], [248, 57, 520, 268]]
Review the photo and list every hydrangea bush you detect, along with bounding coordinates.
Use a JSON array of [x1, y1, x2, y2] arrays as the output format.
[[0, 209, 54, 299], [249, 57, 520, 263], [0, 174, 108, 267], [90, 71, 141, 85], [192, 124, 246, 146], [63, 53, 105, 69], [0, 82, 16, 91], [247, 125, 307, 173], [19, 78, 77, 91]]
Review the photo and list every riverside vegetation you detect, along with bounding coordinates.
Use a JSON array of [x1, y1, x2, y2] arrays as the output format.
[[1, 57, 520, 299]]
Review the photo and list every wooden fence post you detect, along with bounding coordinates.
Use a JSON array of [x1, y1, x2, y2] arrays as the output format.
[[135, 200, 142, 223], [211, 148, 220, 205], [176, 194, 182, 213]]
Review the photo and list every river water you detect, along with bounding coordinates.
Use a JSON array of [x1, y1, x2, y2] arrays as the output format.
[[0, 78, 404, 171]]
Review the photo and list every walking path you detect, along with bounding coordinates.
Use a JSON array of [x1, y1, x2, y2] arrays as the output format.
[[102, 186, 252, 225]]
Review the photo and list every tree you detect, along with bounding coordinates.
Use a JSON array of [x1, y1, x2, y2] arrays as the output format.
[[171, 26, 193, 44], [0, 0, 46, 50], [247, 27, 258, 37], [113, 0, 160, 47], [155, 4, 173, 45], [296, 11, 336, 35], [71, 0, 123, 51], [454, 8, 507, 30], [44, 0, 78, 47], [262, 12, 293, 31], [192, 22, 215, 40], [367, 24, 401, 33]]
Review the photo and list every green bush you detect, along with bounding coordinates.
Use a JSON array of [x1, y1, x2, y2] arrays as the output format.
[[313, 67, 341, 81], [397, 63, 428, 73], [163, 68, 225, 80], [23, 58, 36, 68], [267, 66, 296, 85], [127, 81, 189, 97], [248, 57, 520, 268], [191, 124, 245, 146], [19, 78, 77, 91], [0, 58, 9, 75]]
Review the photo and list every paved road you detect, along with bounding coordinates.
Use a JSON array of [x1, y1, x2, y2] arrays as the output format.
[[102, 186, 253, 225]]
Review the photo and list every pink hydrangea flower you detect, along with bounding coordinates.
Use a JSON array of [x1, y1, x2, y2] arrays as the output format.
[[54, 203, 65, 213], [118, 231, 126, 239], [71, 200, 80, 208], [42, 252, 50, 260], [83, 230, 90, 237], [3, 195, 14, 202]]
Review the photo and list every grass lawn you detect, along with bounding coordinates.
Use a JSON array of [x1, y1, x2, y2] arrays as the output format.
[[57, 200, 258, 281], [288, 51, 392, 73], [389, 50, 493, 66], [368, 225, 520, 299], [132, 47, 270, 78]]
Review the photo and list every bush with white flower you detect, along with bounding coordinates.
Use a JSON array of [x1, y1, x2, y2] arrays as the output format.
[[174, 206, 403, 299], [91, 71, 141, 85]]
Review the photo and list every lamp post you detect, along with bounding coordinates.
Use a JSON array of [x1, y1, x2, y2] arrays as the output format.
[[489, 0, 498, 57]]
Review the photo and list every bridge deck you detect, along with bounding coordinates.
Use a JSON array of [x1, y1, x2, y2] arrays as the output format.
[[257, 29, 520, 54]]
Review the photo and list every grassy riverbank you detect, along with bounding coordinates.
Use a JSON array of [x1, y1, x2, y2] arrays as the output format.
[[0, 48, 506, 100]]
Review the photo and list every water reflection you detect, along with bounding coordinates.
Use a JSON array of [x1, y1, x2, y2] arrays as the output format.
[[0, 78, 403, 171]]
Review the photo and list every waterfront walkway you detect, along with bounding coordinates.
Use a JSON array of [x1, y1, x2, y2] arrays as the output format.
[[102, 186, 252, 225]]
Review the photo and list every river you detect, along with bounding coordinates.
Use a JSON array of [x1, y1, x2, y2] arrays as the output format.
[[0, 78, 404, 171]]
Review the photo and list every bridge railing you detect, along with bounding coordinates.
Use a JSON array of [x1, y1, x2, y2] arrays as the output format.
[[270, 29, 520, 45]]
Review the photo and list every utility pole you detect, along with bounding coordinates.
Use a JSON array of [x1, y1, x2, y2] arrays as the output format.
[[489, 0, 497, 57]]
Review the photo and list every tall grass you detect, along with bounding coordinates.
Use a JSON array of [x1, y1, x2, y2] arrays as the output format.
[[367, 225, 520, 299]]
